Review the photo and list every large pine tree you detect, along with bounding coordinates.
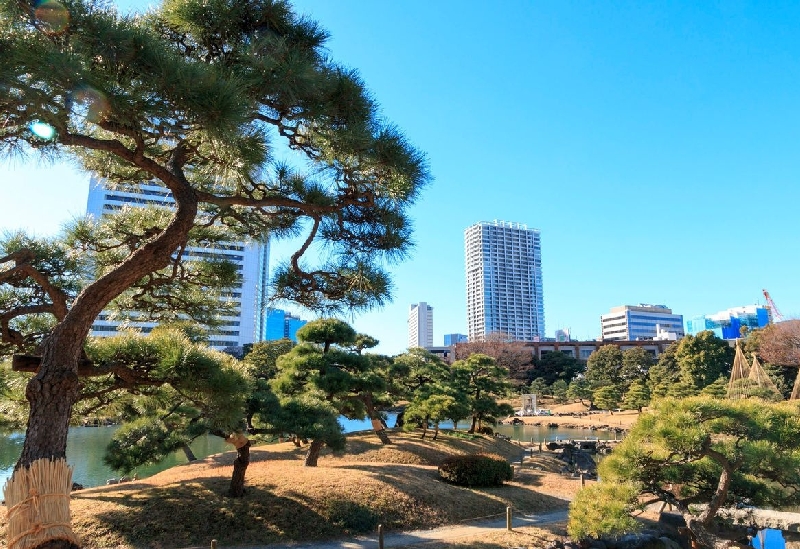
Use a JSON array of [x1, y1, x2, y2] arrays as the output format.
[[0, 0, 428, 546]]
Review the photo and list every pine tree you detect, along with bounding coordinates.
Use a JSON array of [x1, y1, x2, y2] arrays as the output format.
[[0, 0, 427, 545]]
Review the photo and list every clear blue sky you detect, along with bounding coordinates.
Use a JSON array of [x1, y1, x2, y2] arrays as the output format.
[[2, 0, 799, 355]]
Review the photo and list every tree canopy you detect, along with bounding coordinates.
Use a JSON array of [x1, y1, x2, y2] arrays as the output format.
[[0, 0, 428, 545], [451, 354, 514, 433], [568, 397, 800, 549], [270, 318, 388, 465]]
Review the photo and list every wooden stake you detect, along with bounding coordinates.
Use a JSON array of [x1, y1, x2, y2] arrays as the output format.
[[378, 524, 384, 549], [506, 506, 512, 531]]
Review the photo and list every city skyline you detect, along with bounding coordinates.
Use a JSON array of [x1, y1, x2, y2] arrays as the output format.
[[2, 0, 799, 355]]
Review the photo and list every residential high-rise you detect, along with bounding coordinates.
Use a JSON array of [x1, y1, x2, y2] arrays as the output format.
[[86, 178, 270, 350], [408, 302, 433, 349], [464, 220, 544, 342], [686, 305, 770, 340], [600, 304, 684, 341]]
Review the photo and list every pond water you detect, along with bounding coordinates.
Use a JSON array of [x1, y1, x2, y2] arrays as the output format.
[[0, 414, 621, 489]]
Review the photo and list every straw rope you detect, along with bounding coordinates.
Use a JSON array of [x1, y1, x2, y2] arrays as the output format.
[[3, 458, 79, 549]]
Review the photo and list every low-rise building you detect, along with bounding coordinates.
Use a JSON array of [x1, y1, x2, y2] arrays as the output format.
[[521, 339, 674, 361], [686, 305, 770, 340]]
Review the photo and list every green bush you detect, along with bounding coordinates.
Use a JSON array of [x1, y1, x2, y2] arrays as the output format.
[[438, 454, 513, 487], [567, 482, 641, 540], [477, 425, 494, 435]]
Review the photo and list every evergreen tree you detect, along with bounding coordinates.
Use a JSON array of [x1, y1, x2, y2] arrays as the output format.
[[592, 385, 622, 413], [85, 329, 250, 496], [674, 331, 734, 391], [391, 347, 452, 429], [699, 376, 728, 399], [270, 319, 388, 465], [550, 379, 569, 403], [569, 397, 800, 548], [451, 354, 514, 433], [0, 0, 427, 544], [622, 379, 650, 412], [647, 343, 681, 398], [585, 345, 624, 388], [566, 378, 593, 406]]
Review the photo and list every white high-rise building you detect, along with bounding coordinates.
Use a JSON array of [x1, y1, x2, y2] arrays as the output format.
[[408, 302, 433, 349], [464, 220, 544, 342], [86, 178, 270, 350]]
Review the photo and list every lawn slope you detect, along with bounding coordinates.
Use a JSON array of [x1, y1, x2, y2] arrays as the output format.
[[2, 429, 579, 548]]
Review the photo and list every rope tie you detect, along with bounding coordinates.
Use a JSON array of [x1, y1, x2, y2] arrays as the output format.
[[4, 459, 80, 549]]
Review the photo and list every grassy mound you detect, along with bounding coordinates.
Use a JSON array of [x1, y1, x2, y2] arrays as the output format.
[[1, 429, 578, 548]]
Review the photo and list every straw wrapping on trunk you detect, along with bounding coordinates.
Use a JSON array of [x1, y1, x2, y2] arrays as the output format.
[[4, 458, 79, 549]]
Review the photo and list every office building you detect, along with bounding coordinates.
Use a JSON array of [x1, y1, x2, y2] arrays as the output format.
[[464, 220, 544, 342], [86, 178, 270, 350], [600, 304, 684, 341], [443, 333, 468, 346], [408, 302, 433, 349], [264, 309, 307, 342], [686, 305, 770, 340]]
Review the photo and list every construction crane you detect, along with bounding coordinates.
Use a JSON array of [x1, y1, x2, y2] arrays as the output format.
[[762, 289, 785, 322]]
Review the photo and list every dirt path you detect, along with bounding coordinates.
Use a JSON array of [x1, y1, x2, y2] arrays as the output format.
[[242, 509, 569, 549]]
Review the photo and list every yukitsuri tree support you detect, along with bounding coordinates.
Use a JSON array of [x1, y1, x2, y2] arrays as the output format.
[[0, 0, 429, 546]]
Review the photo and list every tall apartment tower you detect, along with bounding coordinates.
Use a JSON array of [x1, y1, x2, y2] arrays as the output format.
[[464, 221, 544, 342], [408, 302, 433, 349], [86, 178, 270, 350]]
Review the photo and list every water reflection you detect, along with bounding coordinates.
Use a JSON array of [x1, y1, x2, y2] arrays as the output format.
[[0, 426, 229, 490], [0, 414, 619, 489]]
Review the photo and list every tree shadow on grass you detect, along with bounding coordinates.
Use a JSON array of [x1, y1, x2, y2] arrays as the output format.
[[329, 462, 571, 524], [78, 478, 351, 548]]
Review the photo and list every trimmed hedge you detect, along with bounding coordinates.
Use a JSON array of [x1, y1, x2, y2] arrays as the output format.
[[438, 454, 513, 487]]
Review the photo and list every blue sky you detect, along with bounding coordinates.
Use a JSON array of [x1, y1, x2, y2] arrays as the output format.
[[2, 1, 799, 355]]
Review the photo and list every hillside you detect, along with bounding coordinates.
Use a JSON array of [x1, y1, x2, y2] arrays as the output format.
[[0, 429, 583, 548]]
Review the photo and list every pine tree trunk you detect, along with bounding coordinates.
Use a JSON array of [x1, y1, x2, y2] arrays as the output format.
[[182, 443, 197, 462], [228, 440, 250, 497], [375, 428, 391, 444], [8, 177, 198, 549], [14, 331, 82, 549], [468, 415, 478, 433], [395, 410, 405, 428], [304, 439, 323, 466], [363, 393, 391, 444], [433, 423, 439, 440]]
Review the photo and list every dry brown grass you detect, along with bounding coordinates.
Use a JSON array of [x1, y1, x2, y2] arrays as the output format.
[[0, 430, 582, 549], [411, 523, 569, 549]]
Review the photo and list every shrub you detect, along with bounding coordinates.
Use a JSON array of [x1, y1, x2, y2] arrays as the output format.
[[438, 454, 513, 487], [567, 482, 641, 541], [477, 426, 494, 435], [324, 499, 379, 533]]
